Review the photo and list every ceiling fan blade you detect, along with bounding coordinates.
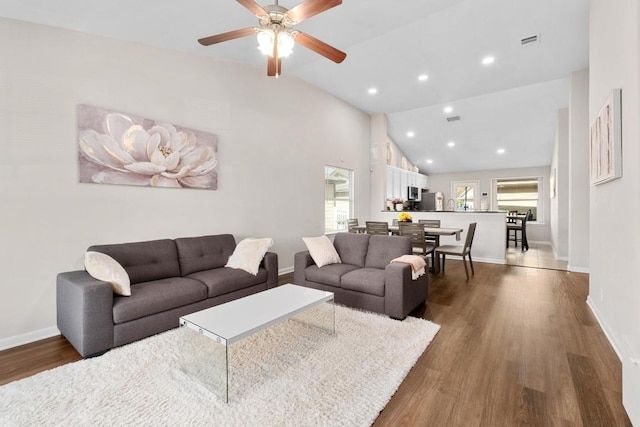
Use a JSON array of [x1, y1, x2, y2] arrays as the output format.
[[236, 0, 267, 17], [267, 56, 277, 77], [286, 0, 342, 23], [198, 28, 256, 46], [267, 56, 282, 77], [293, 32, 346, 63], [267, 40, 282, 77]]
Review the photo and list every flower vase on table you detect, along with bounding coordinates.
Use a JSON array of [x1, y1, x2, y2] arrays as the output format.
[[398, 212, 413, 223]]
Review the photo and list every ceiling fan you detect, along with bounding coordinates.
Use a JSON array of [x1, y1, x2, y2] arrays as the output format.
[[198, 0, 346, 77]]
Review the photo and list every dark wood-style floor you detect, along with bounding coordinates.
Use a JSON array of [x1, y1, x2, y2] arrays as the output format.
[[0, 262, 631, 426]]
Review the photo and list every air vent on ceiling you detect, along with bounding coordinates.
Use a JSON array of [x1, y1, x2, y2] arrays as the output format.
[[521, 34, 540, 45], [446, 116, 461, 122]]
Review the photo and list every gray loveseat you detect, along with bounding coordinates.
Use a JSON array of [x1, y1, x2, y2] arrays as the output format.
[[57, 234, 278, 357], [294, 233, 428, 320]]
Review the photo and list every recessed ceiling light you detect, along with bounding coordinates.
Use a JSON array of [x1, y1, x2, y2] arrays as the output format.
[[443, 106, 453, 113], [482, 56, 495, 65], [497, 148, 505, 154], [368, 87, 378, 95], [447, 141, 455, 147], [426, 159, 433, 164], [407, 131, 415, 138], [418, 74, 429, 82]]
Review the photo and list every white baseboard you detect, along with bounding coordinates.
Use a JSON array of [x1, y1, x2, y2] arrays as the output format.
[[586, 296, 622, 362], [438, 255, 506, 265], [278, 266, 294, 275], [0, 326, 61, 352], [528, 240, 551, 245], [568, 265, 589, 273]]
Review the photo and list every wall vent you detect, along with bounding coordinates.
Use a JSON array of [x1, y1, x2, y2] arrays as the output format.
[[521, 34, 540, 45], [446, 116, 461, 122]]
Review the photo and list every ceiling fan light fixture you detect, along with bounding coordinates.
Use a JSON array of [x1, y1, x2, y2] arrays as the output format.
[[277, 31, 295, 57], [257, 29, 275, 56], [257, 29, 295, 58]]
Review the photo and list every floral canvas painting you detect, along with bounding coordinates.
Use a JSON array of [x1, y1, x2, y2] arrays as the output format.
[[590, 89, 622, 185], [77, 104, 218, 189]]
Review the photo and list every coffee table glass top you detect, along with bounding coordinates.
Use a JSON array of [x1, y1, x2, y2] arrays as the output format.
[[179, 284, 334, 345]]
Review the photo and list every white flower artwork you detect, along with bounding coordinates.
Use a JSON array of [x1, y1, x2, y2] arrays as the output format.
[[77, 104, 218, 189]]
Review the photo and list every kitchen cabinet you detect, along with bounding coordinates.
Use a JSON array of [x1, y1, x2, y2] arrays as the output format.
[[386, 166, 429, 201]]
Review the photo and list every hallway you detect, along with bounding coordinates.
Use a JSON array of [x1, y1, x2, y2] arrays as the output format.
[[506, 242, 568, 270]]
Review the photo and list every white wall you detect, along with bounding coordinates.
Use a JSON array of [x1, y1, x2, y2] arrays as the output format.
[[568, 69, 590, 272], [550, 108, 569, 260], [427, 166, 551, 243], [589, 1, 640, 423], [369, 114, 388, 214], [0, 19, 371, 347], [387, 137, 417, 171]]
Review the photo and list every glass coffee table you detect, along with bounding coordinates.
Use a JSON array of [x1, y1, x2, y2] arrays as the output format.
[[179, 284, 335, 402]]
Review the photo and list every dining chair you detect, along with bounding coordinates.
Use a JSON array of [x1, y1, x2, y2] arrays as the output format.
[[392, 218, 399, 226], [435, 222, 477, 279], [365, 221, 389, 235], [347, 218, 359, 233], [399, 222, 436, 257], [418, 219, 441, 247], [506, 211, 530, 251]]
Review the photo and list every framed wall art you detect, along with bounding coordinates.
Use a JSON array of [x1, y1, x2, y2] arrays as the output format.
[[590, 88, 622, 185], [77, 104, 218, 190]]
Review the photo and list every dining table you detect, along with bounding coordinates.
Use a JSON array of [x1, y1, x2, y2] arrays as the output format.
[[351, 223, 463, 273]]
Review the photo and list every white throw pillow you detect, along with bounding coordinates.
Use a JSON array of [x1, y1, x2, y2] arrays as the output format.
[[302, 236, 342, 268], [84, 251, 131, 296], [225, 238, 273, 276]]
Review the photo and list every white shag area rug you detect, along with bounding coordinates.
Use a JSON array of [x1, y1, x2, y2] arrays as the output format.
[[0, 305, 439, 427]]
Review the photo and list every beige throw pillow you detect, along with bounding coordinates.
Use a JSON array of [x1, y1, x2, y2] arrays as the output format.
[[225, 238, 273, 275], [84, 251, 131, 296], [302, 236, 342, 267]]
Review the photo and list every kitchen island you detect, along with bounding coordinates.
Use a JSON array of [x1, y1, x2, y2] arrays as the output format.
[[371, 210, 507, 265]]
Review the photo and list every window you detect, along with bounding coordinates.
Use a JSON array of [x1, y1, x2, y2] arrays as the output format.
[[325, 166, 354, 233], [495, 177, 541, 221], [451, 180, 479, 211]]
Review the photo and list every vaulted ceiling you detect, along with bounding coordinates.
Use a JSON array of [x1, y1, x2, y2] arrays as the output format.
[[0, 0, 589, 173]]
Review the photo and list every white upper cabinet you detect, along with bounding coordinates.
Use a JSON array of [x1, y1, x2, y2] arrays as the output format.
[[386, 166, 429, 200]]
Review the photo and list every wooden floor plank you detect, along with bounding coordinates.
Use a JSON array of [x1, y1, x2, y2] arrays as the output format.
[[567, 352, 618, 426]]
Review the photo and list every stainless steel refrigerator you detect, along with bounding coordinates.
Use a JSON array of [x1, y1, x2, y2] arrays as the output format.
[[418, 191, 444, 211]]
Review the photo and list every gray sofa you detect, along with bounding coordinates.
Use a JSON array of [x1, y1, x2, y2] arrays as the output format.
[[57, 234, 278, 357], [294, 233, 428, 320]]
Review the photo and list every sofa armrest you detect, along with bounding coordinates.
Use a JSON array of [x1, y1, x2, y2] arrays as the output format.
[[261, 251, 278, 288], [57, 271, 114, 358], [294, 251, 315, 286], [384, 262, 429, 319]]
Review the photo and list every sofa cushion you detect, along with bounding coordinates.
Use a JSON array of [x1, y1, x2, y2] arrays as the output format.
[[186, 267, 268, 298], [302, 235, 341, 267], [175, 234, 237, 276], [84, 251, 131, 296], [304, 263, 359, 288], [112, 277, 207, 324], [365, 235, 412, 269], [89, 239, 180, 285], [333, 233, 370, 268], [341, 268, 386, 297], [225, 238, 273, 275]]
